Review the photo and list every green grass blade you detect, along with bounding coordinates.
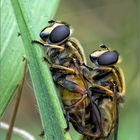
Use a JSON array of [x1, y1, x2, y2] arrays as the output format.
[[0, 0, 25, 118], [1, 0, 71, 139], [10, 0, 67, 140]]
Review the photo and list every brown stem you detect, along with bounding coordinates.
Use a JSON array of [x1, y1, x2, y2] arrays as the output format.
[[6, 59, 27, 140]]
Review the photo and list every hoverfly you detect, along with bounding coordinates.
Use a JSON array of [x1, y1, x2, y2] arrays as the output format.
[[83, 45, 125, 140], [32, 20, 102, 137]]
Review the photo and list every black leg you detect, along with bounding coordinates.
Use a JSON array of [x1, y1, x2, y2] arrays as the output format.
[[113, 84, 119, 140], [69, 117, 85, 134], [57, 79, 87, 108], [93, 71, 112, 81], [31, 40, 44, 46], [72, 58, 103, 136], [64, 112, 70, 132], [58, 79, 87, 94]]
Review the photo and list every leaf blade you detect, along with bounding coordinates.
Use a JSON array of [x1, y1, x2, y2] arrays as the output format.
[[1, 0, 71, 139], [10, 0, 66, 139]]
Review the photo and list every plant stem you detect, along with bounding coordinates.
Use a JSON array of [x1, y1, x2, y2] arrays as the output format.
[[6, 59, 27, 140]]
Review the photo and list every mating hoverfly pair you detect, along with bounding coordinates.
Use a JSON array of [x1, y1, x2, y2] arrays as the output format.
[[32, 20, 125, 140]]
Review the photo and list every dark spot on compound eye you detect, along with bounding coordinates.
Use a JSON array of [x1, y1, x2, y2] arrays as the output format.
[[40, 31, 49, 41], [49, 25, 70, 44], [89, 50, 99, 63], [89, 54, 97, 63], [97, 51, 119, 65]]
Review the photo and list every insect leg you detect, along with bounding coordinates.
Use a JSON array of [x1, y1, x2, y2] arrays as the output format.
[[58, 79, 87, 94], [92, 82, 119, 140], [64, 111, 70, 131], [52, 71, 87, 108], [90, 84, 113, 97], [32, 40, 45, 45], [58, 79, 88, 109], [70, 116, 100, 138], [64, 94, 87, 109], [32, 40, 64, 51], [82, 63, 93, 71], [80, 64, 114, 97], [43, 56, 77, 75], [93, 71, 112, 81], [69, 116, 85, 134], [72, 59, 103, 136], [94, 67, 122, 94], [113, 84, 119, 140], [66, 40, 85, 63], [44, 44, 64, 51]]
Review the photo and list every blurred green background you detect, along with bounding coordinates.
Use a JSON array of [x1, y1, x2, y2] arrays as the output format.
[[1, 0, 139, 140]]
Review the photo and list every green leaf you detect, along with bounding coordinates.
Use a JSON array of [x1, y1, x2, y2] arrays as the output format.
[[0, 0, 71, 140], [0, 0, 25, 118]]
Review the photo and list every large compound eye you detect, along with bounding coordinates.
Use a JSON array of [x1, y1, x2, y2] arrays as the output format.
[[49, 25, 70, 43], [40, 30, 49, 41], [97, 51, 119, 65]]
